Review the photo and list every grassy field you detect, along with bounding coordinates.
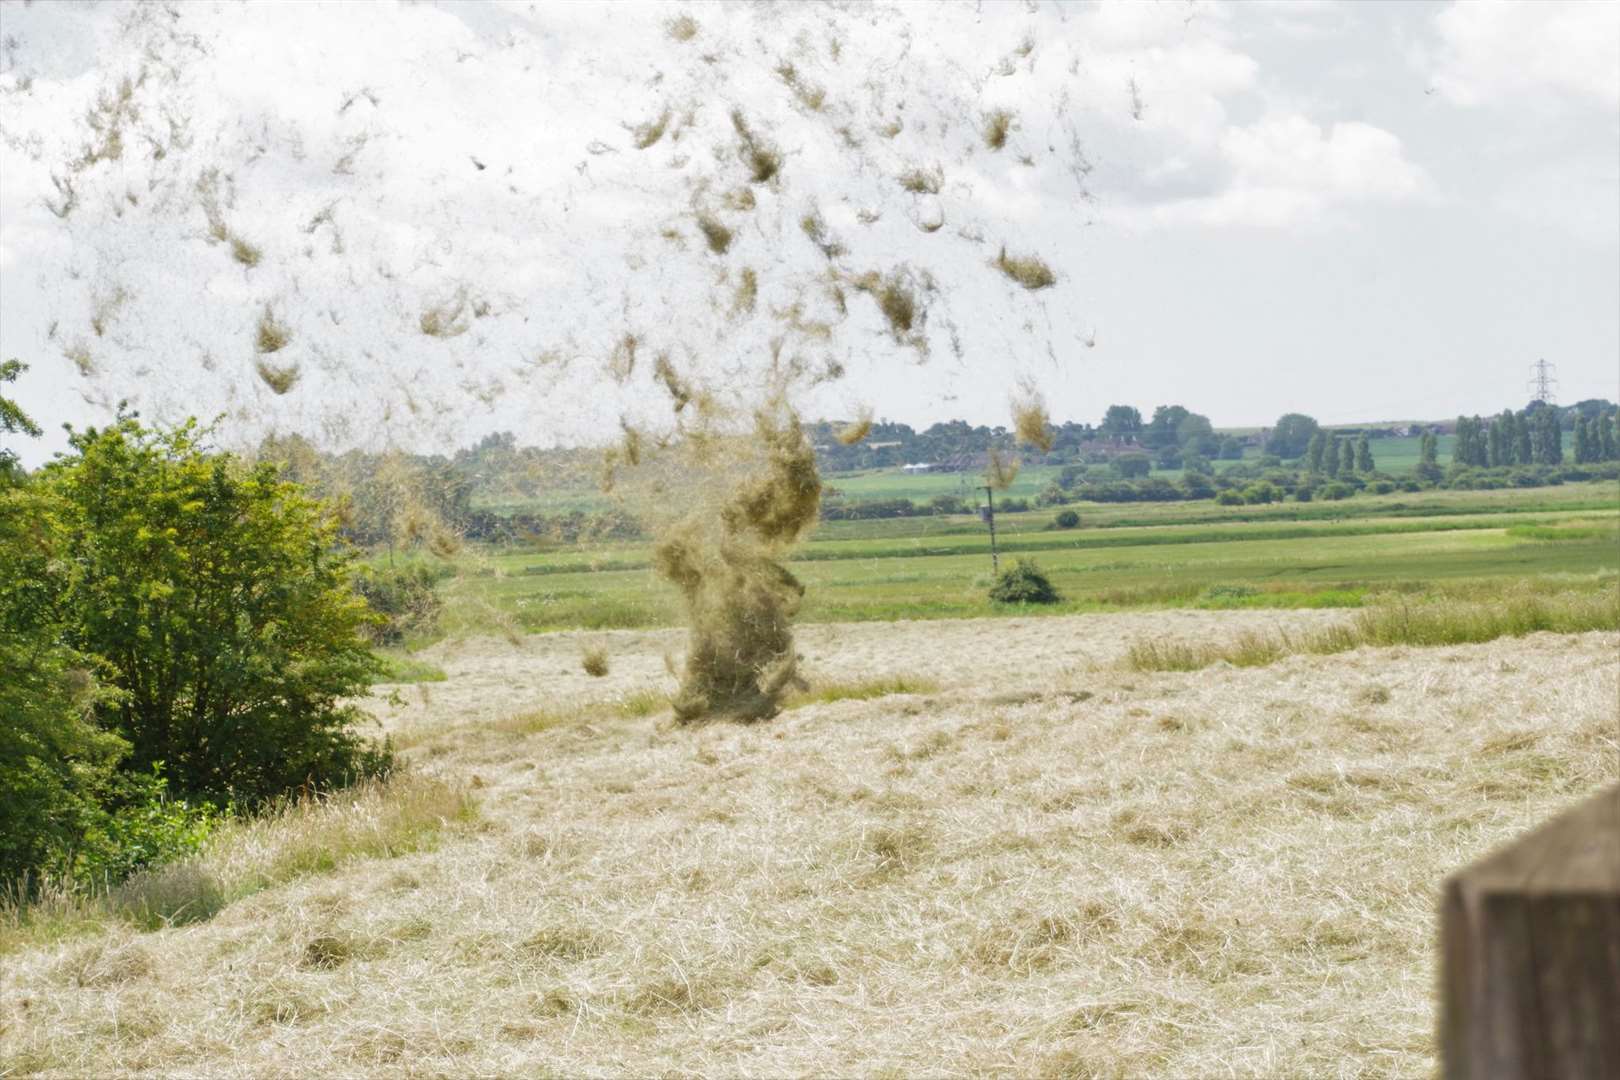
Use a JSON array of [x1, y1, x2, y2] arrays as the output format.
[[7, 614, 1615, 1076], [431, 482, 1620, 636]]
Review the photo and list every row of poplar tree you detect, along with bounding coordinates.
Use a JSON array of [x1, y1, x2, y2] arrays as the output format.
[[1450, 408, 1620, 469], [1302, 430, 1374, 476]]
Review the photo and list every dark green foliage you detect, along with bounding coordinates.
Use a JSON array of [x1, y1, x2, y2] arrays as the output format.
[[1355, 434, 1374, 473], [988, 558, 1060, 604], [1054, 509, 1080, 529], [41, 417, 389, 807], [1114, 452, 1151, 479], [1267, 413, 1320, 459], [354, 563, 447, 644]]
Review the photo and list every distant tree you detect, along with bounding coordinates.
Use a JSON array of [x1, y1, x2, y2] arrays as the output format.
[[1175, 412, 1216, 454], [1182, 451, 1214, 476], [1355, 433, 1374, 473], [1416, 431, 1443, 483], [1142, 405, 1190, 449], [1487, 417, 1505, 467], [1602, 411, 1619, 461], [1114, 451, 1152, 479], [1266, 413, 1320, 459], [1512, 413, 1532, 465], [1573, 417, 1591, 463], [1323, 436, 1342, 478], [1532, 407, 1562, 465], [1305, 431, 1327, 473], [1216, 435, 1245, 461], [1099, 405, 1143, 441]]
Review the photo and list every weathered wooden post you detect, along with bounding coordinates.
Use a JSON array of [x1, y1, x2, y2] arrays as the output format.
[[1441, 783, 1620, 1079]]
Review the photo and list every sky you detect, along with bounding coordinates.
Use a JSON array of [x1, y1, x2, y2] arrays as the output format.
[[0, 0, 1616, 465]]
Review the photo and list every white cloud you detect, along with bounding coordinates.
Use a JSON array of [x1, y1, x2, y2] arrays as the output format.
[[1121, 114, 1427, 228], [1431, 1, 1620, 108]]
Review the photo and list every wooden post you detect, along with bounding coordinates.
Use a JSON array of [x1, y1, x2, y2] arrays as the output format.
[[981, 485, 998, 575], [1441, 783, 1620, 1079]]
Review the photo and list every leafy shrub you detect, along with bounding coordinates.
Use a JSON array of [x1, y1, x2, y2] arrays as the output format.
[[581, 646, 610, 677], [988, 558, 1061, 604], [354, 563, 446, 644], [77, 769, 218, 888], [41, 417, 391, 807], [1054, 510, 1080, 529], [1320, 483, 1353, 501], [1215, 490, 1245, 506]]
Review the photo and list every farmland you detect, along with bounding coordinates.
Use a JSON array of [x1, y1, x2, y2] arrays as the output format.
[[433, 481, 1620, 636]]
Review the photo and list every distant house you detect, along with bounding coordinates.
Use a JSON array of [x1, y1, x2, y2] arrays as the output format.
[[901, 462, 935, 473], [868, 440, 904, 450]]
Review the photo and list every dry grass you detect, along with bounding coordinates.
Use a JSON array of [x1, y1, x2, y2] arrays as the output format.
[[229, 235, 262, 268], [995, 246, 1056, 290], [581, 646, 610, 678], [731, 267, 757, 316], [254, 359, 301, 395], [852, 270, 917, 339], [986, 447, 1020, 490], [695, 212, 732, 255], [984, 108, 1015, 150], [837, 407, 873, 446], [630, 107, 671, 150], [898, 164, 943, 194], [254, 306, 290, 354], [1011, 383, 1054, 452], [5, 616, 1613, 1075], [665, 13, 698, 41], [731, 109, 781, 184]]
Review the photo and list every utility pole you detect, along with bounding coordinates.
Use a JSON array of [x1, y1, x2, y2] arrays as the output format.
[[1528, 359, 1557, 405], [981, 485, 999, 574]]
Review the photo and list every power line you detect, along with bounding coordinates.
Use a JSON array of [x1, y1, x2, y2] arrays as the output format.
[[1527, 359, 1557, 406]]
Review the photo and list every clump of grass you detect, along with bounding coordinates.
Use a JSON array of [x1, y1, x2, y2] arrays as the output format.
[[732, 267, 757, 316], [837, 406, 873, 446], [1011, 383, 1053, 451], [230, 235, 262, 268], [666, 13, 698, 41], [898, 165, 943, 194], [419, 293, 469, 338], [254, 360, 300, 395], [630, 107, 671, 150], [609, 333, 638, 381], [255, 306, 290, 353], [695, 212, 732, 255], [994, 246, 1056, 290], [800, 211, 846, 260], [731, 109, 781, 184], [775, 61, 826, 111], [63, 341, 94, 376], [851, 270, 918, 339], [984, 108, 1015, 150], [582, 646, 610, 677], [373, 652, 448, 684], [989, 558, 1060, 604], [654, 352, 692, 411]]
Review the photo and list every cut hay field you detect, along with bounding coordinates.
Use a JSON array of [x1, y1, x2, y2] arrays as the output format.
[[5, 613, 1616, 1076], [435, 482, 1620, 635]]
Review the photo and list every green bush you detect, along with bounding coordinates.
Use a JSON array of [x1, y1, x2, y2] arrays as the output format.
[[1054, 509, 1080, 529], [354, 563, 447, 644], [40, 417, 391, 808], [988, 558, 1061, 604], [76, 768, 218, 888], [1215, 490, 1245, 506]]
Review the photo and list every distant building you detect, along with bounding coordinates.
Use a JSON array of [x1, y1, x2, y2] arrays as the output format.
[[901, 462, 935, 473], [867, 440, 904, 450]]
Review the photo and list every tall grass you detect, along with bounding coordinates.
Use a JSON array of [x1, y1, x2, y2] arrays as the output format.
[[1125, 590, 1620, 672], [2, 773, 476, 946]]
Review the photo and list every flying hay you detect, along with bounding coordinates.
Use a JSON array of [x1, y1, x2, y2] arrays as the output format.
[[986, 447, 1019, 490], [1011, 384, 1054, 452], [651, 407, 821, 723], [837, 406, 873, 445]]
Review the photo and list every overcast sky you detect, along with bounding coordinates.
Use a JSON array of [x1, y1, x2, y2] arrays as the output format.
[[1, 0, 1616, 463]]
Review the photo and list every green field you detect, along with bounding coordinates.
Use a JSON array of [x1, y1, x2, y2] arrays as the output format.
[[426, 481, 1620, 637]]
